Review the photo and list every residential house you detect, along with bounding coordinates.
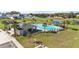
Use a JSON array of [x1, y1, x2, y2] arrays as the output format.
[[0, 13, 7, 19], [53, 20, 63, 26]]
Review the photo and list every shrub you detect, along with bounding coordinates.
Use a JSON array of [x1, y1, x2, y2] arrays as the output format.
[[69, 27, 78, 31], [72, 28, 78, 31]]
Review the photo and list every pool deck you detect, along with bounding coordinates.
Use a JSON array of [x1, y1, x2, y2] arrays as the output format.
[[0, 29, 23, 48]]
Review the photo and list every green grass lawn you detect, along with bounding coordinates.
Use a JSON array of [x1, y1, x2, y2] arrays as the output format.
[[0, 19, 10, 29], [68, 25, 79, 30], [0, 23, 4, 29], [16, 29, 79, 48], [0, 20, 4, 29]]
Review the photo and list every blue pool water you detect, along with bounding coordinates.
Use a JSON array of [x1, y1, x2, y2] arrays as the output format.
[[32, 24, 63, 31]]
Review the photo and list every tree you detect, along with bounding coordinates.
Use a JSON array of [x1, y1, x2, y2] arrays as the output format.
[[11, 20, 18, 37], [42, 23, 47, 31], [32, 18, 37, 24], [6, 11, 20, 15], [10, 11, 20, 14], [14, 21, 17, 37]]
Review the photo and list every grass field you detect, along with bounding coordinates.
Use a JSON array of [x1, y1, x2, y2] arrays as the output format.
[[16, 29, 79, 48], [0, 19, 5, 29]]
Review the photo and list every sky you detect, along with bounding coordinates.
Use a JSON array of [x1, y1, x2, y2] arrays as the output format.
[[0, 0, 79, 13]]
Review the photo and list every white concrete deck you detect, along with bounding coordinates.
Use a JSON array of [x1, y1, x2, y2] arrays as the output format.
[[35, 44, 48, 48], [0, 29, 23, 48]]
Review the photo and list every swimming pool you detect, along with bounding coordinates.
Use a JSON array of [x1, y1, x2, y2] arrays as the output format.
[[32, 24, 63, 32]]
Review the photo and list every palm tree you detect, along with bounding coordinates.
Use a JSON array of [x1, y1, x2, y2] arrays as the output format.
[[32, 18, 36, 24], [13, 20, 17, 37], [63, 16, 68, 29], [42, 23, 47, 32], [11, 19, 18, 37]]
